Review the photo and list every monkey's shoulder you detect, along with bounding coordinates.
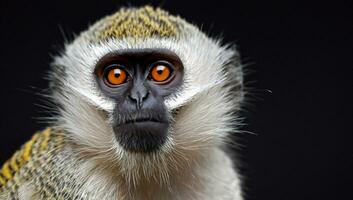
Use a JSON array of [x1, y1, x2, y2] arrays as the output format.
[[0, 128, 65, 190]]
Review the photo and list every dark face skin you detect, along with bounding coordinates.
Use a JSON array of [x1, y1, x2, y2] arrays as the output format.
[[95, 49, 184, 153]]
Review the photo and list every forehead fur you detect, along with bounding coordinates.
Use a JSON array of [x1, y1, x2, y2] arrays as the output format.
[[84, 6, 186, 42]]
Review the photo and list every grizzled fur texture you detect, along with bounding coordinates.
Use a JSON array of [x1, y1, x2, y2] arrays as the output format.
[[1, 6, 244, 200]]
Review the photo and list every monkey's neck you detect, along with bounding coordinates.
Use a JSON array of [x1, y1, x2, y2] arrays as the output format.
[[71, 142, 213, 199]]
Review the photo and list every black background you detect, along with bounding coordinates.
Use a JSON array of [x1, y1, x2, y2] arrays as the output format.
[[0, 1, 351, 200]]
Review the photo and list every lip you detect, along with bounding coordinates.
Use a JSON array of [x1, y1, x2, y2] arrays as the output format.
[[124, 117, 162, 124]]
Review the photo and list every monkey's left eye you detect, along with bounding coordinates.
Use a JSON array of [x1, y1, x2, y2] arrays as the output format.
[[150, 62, 174, 83], [104, 65, 128, 86]]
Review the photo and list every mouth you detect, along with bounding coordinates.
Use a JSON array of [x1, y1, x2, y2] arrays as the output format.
[[113, 114, 169, 153]]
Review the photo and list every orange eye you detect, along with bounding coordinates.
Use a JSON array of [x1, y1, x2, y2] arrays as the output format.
[[105, 67, 127, 86], [150, 64, 172, 83]]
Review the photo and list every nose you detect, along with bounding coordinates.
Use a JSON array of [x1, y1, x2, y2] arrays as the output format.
[[128, 87, 149, 109]]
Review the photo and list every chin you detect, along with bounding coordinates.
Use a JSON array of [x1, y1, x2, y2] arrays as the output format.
[[113, 120, 170, 153]]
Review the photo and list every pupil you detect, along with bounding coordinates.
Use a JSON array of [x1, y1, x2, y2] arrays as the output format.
[[114, 69, 121, 77], [156, 65, 165, 75]]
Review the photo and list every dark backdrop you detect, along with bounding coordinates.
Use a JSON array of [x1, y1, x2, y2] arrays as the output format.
[[0, 1, 351, 200]]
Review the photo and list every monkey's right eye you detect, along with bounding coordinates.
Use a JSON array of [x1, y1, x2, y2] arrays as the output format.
[[104, 65, 128, 86]]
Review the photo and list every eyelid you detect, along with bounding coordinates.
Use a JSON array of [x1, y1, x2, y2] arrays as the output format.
[[103, 63, 132, 76], [101, 63, 135, 83], [149, 60, 175, 72]]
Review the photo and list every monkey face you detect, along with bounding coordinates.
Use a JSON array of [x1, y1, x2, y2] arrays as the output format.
[[51, 36, 241, 161], [94, 48, 184, 152]]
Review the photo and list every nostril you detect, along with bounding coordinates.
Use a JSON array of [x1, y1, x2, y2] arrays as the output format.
[[128, 94, 137, 102], [142, 91, 149, 101]]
